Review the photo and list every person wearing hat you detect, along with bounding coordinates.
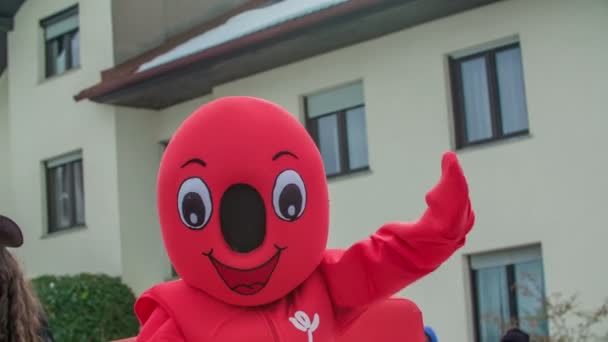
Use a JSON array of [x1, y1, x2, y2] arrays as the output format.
[[501, 327, 530, 342], [0, 215, 55, 342]]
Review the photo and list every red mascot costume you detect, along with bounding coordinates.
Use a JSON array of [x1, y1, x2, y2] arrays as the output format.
[[134, 97, 475, 341]]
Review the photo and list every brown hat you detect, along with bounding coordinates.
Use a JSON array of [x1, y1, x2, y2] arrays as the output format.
[[0, 215, 24, 248]]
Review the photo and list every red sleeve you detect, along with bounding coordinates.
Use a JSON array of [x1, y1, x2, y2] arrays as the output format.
[[136, 307, 185, 342], [321, 152, 475, 311], [135, 293, 185, 342]]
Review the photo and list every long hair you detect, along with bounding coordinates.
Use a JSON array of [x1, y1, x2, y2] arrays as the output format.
[[0, 247, 42, 342]]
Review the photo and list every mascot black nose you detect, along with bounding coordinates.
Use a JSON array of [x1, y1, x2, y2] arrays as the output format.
[[220, 184, 266, 253]]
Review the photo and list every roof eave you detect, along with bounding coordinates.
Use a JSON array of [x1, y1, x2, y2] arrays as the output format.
[[73, 0, 389, 104], [75, 0, 504, 109]]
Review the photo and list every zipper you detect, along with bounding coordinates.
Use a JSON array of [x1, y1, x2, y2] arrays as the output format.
[[262, 311, 280, 342]]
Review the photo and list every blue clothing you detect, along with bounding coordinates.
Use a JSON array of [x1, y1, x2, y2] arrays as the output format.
[[424, 326, 438, 342]]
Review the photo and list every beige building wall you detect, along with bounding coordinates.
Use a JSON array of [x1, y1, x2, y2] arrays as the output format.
[[6, 0, 122, 277], [150, 0, 608, 339], [0, 73, 13, 218], [114, 108, 167, 295]]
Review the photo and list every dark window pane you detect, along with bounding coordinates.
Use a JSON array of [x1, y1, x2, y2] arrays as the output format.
[[62, 164, 74, 228], [48, 166, 63, 230], [55, 38, 67, 75], [46, 38, 67, 77], [317, 115, 341, 175], [70, 30, 80, 68], [345, 107, 369, 170], [46, 167, 57, 231], [475, 266, 510, 342], [515, 260, 548, 338], [460, 57, 493, 143], [73, 161, 85, 225], [496, 47, 529, 135], [49, 165, 74, 230], [45, 40, 58, 77]]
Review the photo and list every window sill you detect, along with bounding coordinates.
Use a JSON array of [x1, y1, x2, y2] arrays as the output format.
[[456, 131, 532, 152], [41, 224, 87, 239], [38, 66, 82, 85], [327, 167, 372, 182]]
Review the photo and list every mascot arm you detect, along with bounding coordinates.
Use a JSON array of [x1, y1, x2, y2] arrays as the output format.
[[321, 152, 475, 310], [135, 297, 185, 342]]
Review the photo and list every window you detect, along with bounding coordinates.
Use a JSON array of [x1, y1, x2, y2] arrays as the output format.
[[450, 43, 529, 148], [45, 151, 85, 233], [41, 6, 80, 78], [470, 245, 548, 342], [305, 82, 370, 177]]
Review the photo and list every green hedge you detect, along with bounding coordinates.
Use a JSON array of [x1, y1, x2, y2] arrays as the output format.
[[32, 273, 139, 342]]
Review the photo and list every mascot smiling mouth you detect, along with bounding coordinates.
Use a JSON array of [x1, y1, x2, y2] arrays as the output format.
[[203, 245, 286, 295]]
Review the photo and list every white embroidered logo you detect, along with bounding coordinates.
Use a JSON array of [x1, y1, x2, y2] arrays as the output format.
[[289, 310, 320, 342]]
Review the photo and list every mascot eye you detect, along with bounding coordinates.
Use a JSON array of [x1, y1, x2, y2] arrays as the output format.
[[272, 170, 306, 222], [178, 178, 212, 229]]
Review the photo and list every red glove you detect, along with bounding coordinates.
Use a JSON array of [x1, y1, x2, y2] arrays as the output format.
[[419, 151, 475, 241], [321, 152, 475, 316]]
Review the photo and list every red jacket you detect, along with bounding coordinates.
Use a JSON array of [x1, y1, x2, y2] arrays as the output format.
[[136, 215, 472, 341], [337, 297, 425, 342]]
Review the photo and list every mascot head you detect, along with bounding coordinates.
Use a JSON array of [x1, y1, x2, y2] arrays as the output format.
[[158, 97, 329, 306]]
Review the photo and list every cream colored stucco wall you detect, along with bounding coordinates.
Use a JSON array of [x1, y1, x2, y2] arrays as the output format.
[[0, 72, 13, 218], [114, 108, 167, 295], [152, 0, 608, 339], [156, 95, 213, 142], [6, 0, 122, 277]]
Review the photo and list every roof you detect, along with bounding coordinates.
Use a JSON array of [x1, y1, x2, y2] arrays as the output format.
[[75, 0, 386, 107], [75, 0, 502, 109], [137, 0, 352, 72]]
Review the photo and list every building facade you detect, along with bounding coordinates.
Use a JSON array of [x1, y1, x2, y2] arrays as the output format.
[[1, 0, 607, 341]]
